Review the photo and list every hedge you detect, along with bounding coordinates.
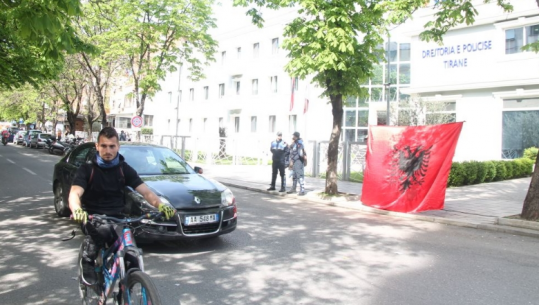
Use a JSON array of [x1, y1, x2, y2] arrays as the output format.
[[447, 158, 534, 187]]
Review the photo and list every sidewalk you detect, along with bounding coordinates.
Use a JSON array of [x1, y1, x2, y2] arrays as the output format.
[[198, 164, 539, 238]]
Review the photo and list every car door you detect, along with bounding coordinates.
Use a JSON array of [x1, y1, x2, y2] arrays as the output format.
[[61, 144, 94, 200]]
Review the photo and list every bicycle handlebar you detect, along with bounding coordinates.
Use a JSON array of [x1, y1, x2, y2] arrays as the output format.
[[89, 212, 163, 224]]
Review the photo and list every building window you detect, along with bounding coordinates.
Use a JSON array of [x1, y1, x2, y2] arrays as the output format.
[[219, 117, 224, 128], [203, 118, 207, 132], [502, 98, 539, 159], [253, 43, 259, 58], [189, 118, 193, 133], [235, 81, 241, 95], [271, 76, 278, 93], [506, 28, 524, 54], [144, 115, 153, 127], [289, 115, 297, 133], [219, 83, 225, 98], [234, 117, 240, 133], [237, 47, 241, 59], [272, 38, 279, 54], [118, 117, 132, 129], [252, 79, 258, 95], [221, 51, 226, 65], [251, 116, 257, 132], [294, 77, 299, 90], [399, 43, 411, 61], [269, 115, 276, 133], [203, 86, 209, 100], [505, 25, 539, 54], [189, 88, 194, 101]]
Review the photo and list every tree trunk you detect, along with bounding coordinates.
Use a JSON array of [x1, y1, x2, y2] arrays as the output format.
[[325, 93, 343, 195], [521, 153, 539, 220], [66, 111, 77, 135]]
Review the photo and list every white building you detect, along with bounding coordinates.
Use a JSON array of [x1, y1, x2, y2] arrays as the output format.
[[111, 0, 539, 162]]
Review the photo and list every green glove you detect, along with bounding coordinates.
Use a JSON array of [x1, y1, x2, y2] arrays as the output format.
[[158, 203, 176, 220], [73, 208, 88, 224]]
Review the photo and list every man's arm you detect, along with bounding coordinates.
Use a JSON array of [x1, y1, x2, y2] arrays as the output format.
[[69, 185, 85, 214], [135, 183, 162, 208]]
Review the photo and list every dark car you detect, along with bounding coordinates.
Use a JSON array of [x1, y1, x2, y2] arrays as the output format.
[[52, 142, 237, 241]]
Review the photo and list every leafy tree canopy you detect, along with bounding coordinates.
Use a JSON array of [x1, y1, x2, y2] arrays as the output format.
[[0, 0, 95, 88]]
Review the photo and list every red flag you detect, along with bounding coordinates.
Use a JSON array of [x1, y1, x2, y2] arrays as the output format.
[[303, 98, 309, 114], [361, 122, 463, 213], [290, 77, 295, 111]]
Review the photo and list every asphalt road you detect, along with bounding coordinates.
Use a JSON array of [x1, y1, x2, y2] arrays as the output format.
[[1, 143, 539, 305]]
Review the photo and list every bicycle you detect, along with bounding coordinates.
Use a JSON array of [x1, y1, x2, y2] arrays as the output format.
[[77, 213, 163, 305]]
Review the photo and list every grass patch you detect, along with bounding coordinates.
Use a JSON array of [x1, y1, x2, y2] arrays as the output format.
[[318, 171, 363, 183]]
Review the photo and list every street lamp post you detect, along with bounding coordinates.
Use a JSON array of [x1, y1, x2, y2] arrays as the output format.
[[175, 65, 182, 149], [385, 35, 391, 126]]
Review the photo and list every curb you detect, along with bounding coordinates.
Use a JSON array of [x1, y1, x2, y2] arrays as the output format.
[[220, 180, 539, 239], [496, 217, 539, 231]]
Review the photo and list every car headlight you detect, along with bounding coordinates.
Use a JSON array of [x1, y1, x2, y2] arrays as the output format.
[[221, 189, 235, 206]]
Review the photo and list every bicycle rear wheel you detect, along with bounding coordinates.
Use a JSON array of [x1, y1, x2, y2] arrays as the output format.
[[124, 271, 162, 305]]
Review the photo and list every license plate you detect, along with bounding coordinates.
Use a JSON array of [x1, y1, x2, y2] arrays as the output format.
[[185, 214, 219, 225]]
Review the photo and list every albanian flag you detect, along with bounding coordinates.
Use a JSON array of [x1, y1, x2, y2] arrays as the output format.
[[361, 122, 463, 213]]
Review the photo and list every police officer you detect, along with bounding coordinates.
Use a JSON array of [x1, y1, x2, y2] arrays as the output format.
[[268, 131, 289, 192]]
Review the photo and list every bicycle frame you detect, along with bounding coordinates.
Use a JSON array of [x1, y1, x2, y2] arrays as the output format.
[[94, 225, 145, 303]]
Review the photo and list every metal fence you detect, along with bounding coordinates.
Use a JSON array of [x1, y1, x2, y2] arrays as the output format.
[[140, 135, 367, 181]]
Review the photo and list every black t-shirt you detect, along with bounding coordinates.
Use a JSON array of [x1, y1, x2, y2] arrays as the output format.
[[72, 154, 144, 215]]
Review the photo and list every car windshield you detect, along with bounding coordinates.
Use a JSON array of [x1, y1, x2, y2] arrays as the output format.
[[41, 134, 52, 139], [120, 146, 194, 175]]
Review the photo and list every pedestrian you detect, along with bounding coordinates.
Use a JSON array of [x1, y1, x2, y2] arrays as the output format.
[[119, 130, 126, 141], [267, 131, 289, 192], [287, 131, 307, 196], [57, 130, 62, 141], [126, 132, 131, 142], [69, 127, 175, 286]]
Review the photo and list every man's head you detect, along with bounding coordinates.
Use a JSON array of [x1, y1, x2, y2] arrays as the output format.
[[96, 127, 120, 161], [292, 131, 300, 141], [276, 131, 282, 140]]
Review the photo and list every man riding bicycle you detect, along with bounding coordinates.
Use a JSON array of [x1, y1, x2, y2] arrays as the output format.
[[69, 127, 176, 286]]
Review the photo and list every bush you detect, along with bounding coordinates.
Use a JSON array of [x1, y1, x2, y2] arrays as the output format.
[[493, 161, 507, 181], [523, 147, 538, 162], [461, 161, 478, 185], [483, 161, 496, 182], [141, 127, 153, 135], [473, 161, 487, 184], [504, 161, 515, 179], [522, 158, 535, 176], [512, 159, 526, 178], [447, 162, 466, 187]]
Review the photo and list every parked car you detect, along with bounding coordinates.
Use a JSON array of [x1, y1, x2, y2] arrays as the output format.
[[29, 133, 52, 148], [23, 130, 42, 147], [14, 131, 26, 145], [52, 142, 237, 241]]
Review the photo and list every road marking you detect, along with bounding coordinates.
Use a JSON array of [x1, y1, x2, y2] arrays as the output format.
[[23, 167, 37, 175], [7, 159, 15, 164]]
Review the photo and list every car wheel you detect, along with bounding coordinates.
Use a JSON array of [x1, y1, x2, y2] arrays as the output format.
[[54, 183, 70, 217]]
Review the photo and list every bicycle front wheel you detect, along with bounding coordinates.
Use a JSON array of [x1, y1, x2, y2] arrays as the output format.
[[124, 271, 162, 305]]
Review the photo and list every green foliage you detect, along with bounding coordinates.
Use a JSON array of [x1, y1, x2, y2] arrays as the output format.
[[141, 127, 153, 135], [520, 158, 535, 176], [523, 147, 538, 162], [483, 161, 496, 182], [493, 161, 508, 181], [109, 0, 217, 116], [473, 161, 487, 184], [0, 0, 95, 88], [461, 161, 477, 185], [504, 161, 514, 179], [447, 162, 465, 187]]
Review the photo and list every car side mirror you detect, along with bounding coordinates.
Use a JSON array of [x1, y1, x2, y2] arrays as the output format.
[[194, 166, 203, 174]]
